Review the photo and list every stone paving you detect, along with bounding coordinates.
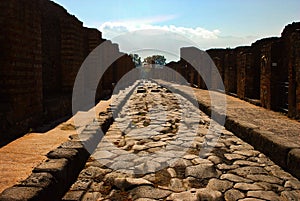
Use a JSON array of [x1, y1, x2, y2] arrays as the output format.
[[63, 81, 300, 201]]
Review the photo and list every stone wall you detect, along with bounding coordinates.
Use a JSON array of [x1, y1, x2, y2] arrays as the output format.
[[224, 49, 237, 94], [0, 0, 134, 144], [166, 22, 300, 119]]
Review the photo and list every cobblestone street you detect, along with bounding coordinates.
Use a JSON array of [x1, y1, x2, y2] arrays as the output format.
[[63, 81, 300, 201]]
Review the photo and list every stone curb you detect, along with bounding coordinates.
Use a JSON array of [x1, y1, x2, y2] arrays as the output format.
[[0, 82, 140, 201], [156, 80, 300, 181]]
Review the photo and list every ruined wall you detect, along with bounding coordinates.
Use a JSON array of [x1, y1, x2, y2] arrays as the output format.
[[0, 0, 135, 144], [270, 41, 287, 111], [166, 22, 300, 119], [165, 61, 187, 84], [235, 46, 250, 99], [224, 50, 237, 94], [282, 22, 300, 118], [259, 38, 286, 110], [207, 49, 226, 91], [180, 47, 209, 89], [41, 1, 71, 121], [0, 0, 43, 143]]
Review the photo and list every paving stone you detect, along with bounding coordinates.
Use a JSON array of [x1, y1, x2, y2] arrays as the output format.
[[220, 173, 253, 183], [81, 192, 102, 200], [234, 183, 265, 191], [167, 168, 177, 178], [169, 158, 192, 168], [284, 179, 300, 189], [229, 166, 268, 177], [196, 188, 223, 201], [207, 155, 223, 164], [230, 144, 254, 151], [166, 189, 198, 201], [144, 160, 162, 173], [62, 190, 85, 201], [114, 154, 137, 161], [191, 158, 213, 165], [89, 181, 104, 192], [132, 144, 149, 151], [233, 160, 264, 167], [270, 169, 295, 180], [217, 163, 240, 170], [239, 198, 266, 201], [224, 153, 247, 161], [79, 166, 110, 179], [130, 186, 172, 199], [135, 198, 158, 201], [92, 150, 116, 159], [70, 178, 92, 191], [280, 190, 300, 200], [206, 178, 233, 192], [103, 172, 128, 185], [185, 164, 218, 179], [233, 150, 260, 157], [153, 156, 171, 164], [224, 189, 245, 201], [114, 178, 153, 190], [247, 190, 281, 200], [109, 160, 135, 170], [183, 154, 199, 160], [168, 178, 186, 192], [246, 174, 283, 184], [255, 182, 285, 192]]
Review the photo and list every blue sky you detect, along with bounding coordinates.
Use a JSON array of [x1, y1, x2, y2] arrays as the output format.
[[52, 0, 300, 61]]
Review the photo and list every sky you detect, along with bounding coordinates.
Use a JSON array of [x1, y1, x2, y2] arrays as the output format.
[[52, 0, 300, 61]]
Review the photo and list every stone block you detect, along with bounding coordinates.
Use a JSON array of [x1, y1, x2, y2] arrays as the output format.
[[47, 148, 79, 160], [62, 190, 85, 201], [287, 149, 300, 179], [250, 129, 299, 168], [0, 186, 44, 201]]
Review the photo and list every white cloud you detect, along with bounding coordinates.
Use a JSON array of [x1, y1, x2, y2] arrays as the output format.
[[98, 16, 257, 62], [99, 17, 220, 40]]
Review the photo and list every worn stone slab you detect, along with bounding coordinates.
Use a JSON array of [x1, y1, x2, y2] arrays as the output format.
[[19, 172, 56, 189], [287, 149, 300, 179], [250, 129, 299, 169], [0, 186, 45, 201]]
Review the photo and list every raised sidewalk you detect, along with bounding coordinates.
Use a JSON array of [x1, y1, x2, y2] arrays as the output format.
[[0, 100, 111, 194], [157, 80, 300, 180]]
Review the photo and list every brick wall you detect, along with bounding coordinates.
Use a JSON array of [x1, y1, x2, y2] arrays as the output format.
[[207, 49, 227, 91], [0, 0, 43, 143], [224, 49, 237, 94], [282, 22, 300, 118], [259, 38, 286, 110], [0, 0, 135, 144], [237, 51, 248, 99]]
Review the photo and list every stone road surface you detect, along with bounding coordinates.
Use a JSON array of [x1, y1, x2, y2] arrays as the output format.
[[63, 81, 300, 201]]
